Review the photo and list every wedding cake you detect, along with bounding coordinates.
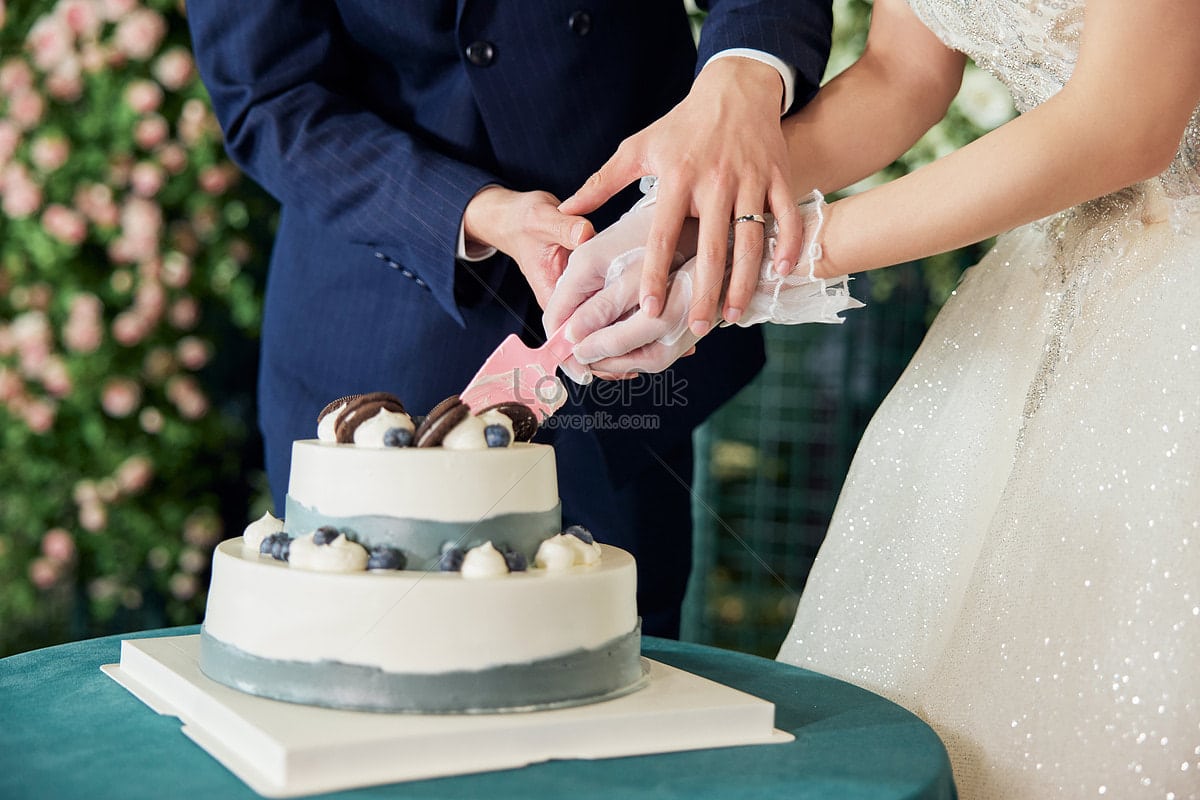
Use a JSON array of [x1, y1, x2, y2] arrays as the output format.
[[199, 393, 645, 713]]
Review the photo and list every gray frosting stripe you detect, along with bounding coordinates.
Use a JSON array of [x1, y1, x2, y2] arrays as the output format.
[[283, 497, 562, 569], [199, 624, 645, 714]]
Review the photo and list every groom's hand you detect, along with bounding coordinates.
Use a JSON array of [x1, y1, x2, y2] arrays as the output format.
[[558, 57, 803, 332], [463, 186, 595, 309]]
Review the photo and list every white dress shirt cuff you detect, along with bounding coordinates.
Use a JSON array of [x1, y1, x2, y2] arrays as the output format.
[[704, 48, 796, 114], [457, 184, 500, 262]]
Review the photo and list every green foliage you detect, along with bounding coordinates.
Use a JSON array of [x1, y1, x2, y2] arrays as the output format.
[[0, 0, 277, 655]]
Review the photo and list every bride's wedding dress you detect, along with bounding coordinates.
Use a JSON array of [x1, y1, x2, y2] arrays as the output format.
[[778, 2, 1200, 797]]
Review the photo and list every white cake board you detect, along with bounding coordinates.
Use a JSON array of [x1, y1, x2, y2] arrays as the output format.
[[102, 635, 792, 798]]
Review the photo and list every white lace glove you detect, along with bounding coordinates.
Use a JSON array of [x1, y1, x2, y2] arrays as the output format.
[[542, 178, 698, 382], [572, 190, 864, 376]]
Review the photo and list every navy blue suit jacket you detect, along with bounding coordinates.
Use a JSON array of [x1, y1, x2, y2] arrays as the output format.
[[188, 2, 832, 623]]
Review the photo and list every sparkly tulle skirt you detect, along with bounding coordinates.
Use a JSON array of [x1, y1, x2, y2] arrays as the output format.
[[778, 183, 1200, 799]]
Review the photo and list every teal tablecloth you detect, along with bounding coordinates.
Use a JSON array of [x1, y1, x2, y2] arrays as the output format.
[[0, 627, 956, 799]]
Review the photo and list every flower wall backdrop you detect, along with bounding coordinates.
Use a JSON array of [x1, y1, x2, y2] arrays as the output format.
[[0, 0, 276, 656]]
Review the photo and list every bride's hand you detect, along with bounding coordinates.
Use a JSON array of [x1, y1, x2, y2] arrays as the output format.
[[566, 254, 715, 379], [558, 57, 803, 333]]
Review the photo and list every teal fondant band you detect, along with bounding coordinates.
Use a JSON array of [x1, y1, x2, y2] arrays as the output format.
[[283, 497, 562, 569], [198, 623, 646, 714]]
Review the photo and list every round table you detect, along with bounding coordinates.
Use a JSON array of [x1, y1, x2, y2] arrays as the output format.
[[0, 627, 956, 799]]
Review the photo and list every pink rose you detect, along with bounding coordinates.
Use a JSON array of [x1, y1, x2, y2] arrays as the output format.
[[96, 478, 118, 503], [168, 296, 200, 330], [0, 366, 24, 402], [176, 336, 211, 371], [156, 142, 187, 174], [130, 161, 164, 197], [72, 479, 99, 506], [57, 0, 101, 38], [198, 164, 237, 195], [0, 58, 34, 94], [99, 0, 137, 22], [111, 309, 150, 346], [74, 183, 119, 227], [45, 59, 84, 102], [134, 279, 165, 321], [30, 135, 70, 172], [167, 374, 209, 420], [138, 406, 163, 434], [133, 115, 168, 150], [120, 196, 163, 240], [115, 454, 153, 494], [64, 292, 104, 352], [161, 252, 191, 288], [152, 47, 193, 91], [113, 8, 166, 62], [79, 502, 107, 532], [42, 203, 87, 245], [39, 355, 73, 397], [183, 510, 222, 547], [123, 79, 163, 113], [41, 528, 76, 562], [178, 548, 207, 574], [169, 573, 198, 601], [1, 165, 43, 218], [79, 41, 106, 73], [23, 397, 57, 433], [0, 121, 20, 167], [142, 346, 175, 382], [29, 557, 62, 590], [178, 99, 213, 145], [100, 376, 141, 417], [27, 15, 73, 72], [7, 89, 45, 130]]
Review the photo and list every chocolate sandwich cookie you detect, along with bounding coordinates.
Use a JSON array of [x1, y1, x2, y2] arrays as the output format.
[[318, 392, 405, 425], [334, 393, 406, 443], [414, 395, 470, 447], [479, 402, 539, 442]]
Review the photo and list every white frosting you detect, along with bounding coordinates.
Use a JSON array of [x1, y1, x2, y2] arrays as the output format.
[[460, 541, 510, 578], [352, 408, 414, 447], [204, 539, 638, 673], [536, 533, 603, 570], [287, 441, 558, 521], [286, 531, 369, 573], [316, 404, 345, 442], [242, 511, 283, 553], [440, 413, 488, 450]]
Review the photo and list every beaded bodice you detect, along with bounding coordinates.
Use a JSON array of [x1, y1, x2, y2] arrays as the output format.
[[906, 0, 1200, 200]]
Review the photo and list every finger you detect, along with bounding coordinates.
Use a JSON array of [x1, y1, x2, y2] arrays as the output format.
[[638, 185, 690, 318], [687, 194, 734, 334], [540, 204, 595, 251], [767, 176, 802, 279], [585, 341, 677, 376], [558, 138, 644, 216], [723, 186, 768, 325], [558, 355, 593, 386], [542, 237, 615, 335], [573, 309, 672, 365], [531, 246, 569, 310], [564, 284, 638, 353]]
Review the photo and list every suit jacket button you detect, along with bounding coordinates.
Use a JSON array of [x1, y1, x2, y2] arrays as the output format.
[[465, 41, 495, 67], [568, 10, 592, 36]]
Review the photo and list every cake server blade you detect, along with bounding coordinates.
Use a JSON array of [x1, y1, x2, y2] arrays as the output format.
[[459, 323, 573, 419]]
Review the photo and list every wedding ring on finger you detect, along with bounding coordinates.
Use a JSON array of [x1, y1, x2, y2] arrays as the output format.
[[734, 213, 767, 225]]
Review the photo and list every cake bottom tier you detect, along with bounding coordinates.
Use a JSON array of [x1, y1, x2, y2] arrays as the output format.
[[199, 625, 645, 713], [199, 539, 645, 713]]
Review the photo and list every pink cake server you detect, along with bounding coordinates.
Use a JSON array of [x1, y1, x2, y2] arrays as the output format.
[[459, 323, 574, 419]]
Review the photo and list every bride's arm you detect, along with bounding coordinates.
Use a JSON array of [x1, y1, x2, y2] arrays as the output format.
[[807, 0, 1200, 279], [782, 0, 965, 197]]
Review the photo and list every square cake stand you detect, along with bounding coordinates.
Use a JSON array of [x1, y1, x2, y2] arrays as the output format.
[[102, 635, 792, 798]]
